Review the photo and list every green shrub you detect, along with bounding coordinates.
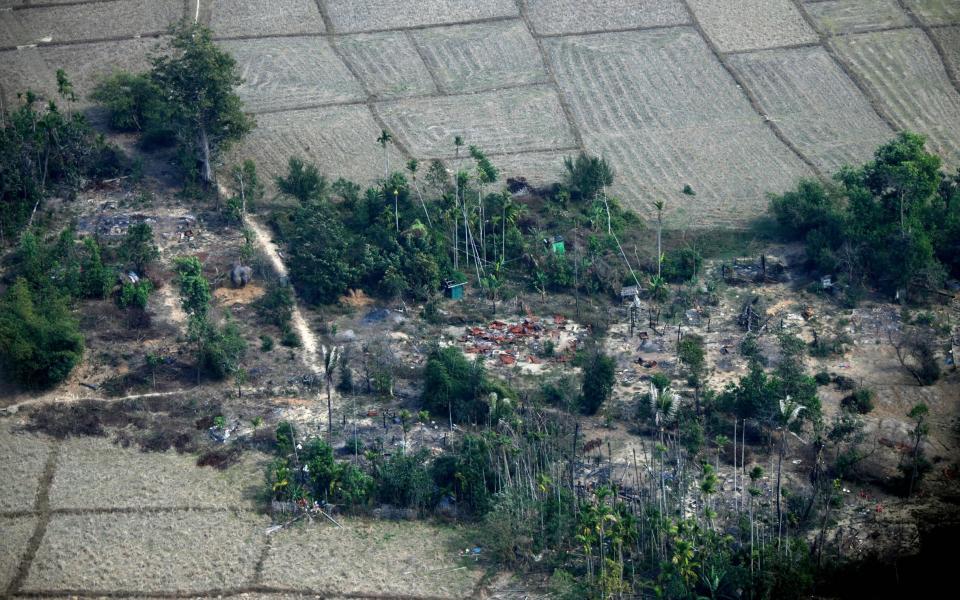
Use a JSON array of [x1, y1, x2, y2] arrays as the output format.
[[259, 335, 274, 351], [814, 371, 831, 386], [0, 278, 84, 388], [842, 388, 875, 414]]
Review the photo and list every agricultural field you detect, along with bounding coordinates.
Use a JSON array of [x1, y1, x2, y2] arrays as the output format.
[[0, 424, 50, 512], [805, 0, 912, 35], [336, 31, 438, 99], [219, 37, 365, 113], [545, 28, 812, 223], [0, 0, 182, 48], [323, 0, 520, 33], [261, 519, 480, 597], [522, 0, 691, 36], [411, 20, 547, 94], [210, 0, 326, 38], [830, 28, 960, 167], [47, 436, 270, 510], [375, 85, 576, 158], [0, 0, 958, 226], [728, 46, 894, 173], [0, 516, 35, 589], [687, 0, 818, 52], [233, 104, 406, 184], [903, 0, 960, 26], [0, 38, 159, 112]]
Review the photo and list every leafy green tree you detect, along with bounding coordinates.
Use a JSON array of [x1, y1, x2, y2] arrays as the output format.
[[149, 21, 253, 185], [563, 152, 614, 203], [580, 350, 616, 415], [90, 71, 172, 142], [79, 238, 112, 299], [678, 333, 706, 413], [174, 256, 211, 318], [116, 279, 153, 310], [276, 156, 326, 203], [0, 278, 84, 387], [119, 222, 159, 273], [227, 159, 263, 222], [284, 201, 357, 304]]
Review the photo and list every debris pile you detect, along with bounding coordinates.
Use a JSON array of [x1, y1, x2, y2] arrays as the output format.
[[458, 316, 583, 366]]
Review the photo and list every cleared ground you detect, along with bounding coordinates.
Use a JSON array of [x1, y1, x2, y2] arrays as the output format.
[[0, 424, 50, 512], [1, 2, 959, 223]]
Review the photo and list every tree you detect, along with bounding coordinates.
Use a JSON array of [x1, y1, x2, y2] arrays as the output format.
[[0, 278, 84, 387], [174, 256, 211, 319], [276, 156, 326, 203], [678, 334, 706, 414], [119, 222, 159, 273], [228, 159, 263, 222], [79, 238, 111, 299], [776, 395, 805, 549], [563, 152, 614, 203], [90, 71, 172, 140], [149, 21, 253, 185], [902, 403, 931, 497], [580, 350, 616, 415], [377, 129, 393, 180], [653, 200, 664, 279], [406, 158, 433, 227], [321, 345, 340, 436]]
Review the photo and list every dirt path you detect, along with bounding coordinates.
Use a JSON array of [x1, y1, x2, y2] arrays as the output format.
[[242, 215, 321, 376], [1, 389, 191, 416]]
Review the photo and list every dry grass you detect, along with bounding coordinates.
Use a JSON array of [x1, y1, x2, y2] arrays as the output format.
[[806, 0, 912, 35], [261, 519, 480, 598], [0, 424, 51, 511], [336, 31, 437, 100], [210, 0, 326, 38], [324, 0, 519, 33], [0, 516, 36, 589], [526, 0, 689, 35], [687, 0, 818, 52], [48, 436, 270, 510], [24, 511, 268, 593]]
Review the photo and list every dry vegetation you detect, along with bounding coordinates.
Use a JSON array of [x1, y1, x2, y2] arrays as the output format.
[[0, 516, 36, 589], [23, 511, 268, 593], [0, 424, 50, 511], [48, 436, 270, 510], [261, 519, 480, 598], [210, 0, 326, 38]]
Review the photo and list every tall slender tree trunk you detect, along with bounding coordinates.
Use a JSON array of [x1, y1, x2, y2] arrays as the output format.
[[777, 432, 786, 551], [327, 384, 333, 436], [199, 126, 213, 184]]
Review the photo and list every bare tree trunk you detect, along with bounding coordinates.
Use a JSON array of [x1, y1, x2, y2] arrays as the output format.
[[199, 126, 213, 184], [777, 432, 786, 552], [327, 384, 333, 436]]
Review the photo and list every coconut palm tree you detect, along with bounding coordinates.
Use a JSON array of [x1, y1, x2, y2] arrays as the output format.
[[377, 129, 393, 179], [406, 158, 432, 227], [321, 345, 340, 436], [653, 200, 665, 279], [776, 395, 805, 549]]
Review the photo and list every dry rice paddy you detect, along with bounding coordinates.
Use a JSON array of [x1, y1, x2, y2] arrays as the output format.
[[1, 0, 959, 223]]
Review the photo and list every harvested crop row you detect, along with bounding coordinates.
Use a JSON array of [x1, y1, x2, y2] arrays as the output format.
[[0, 425, 51, 512], [24, 511, 268, 593], [0, 516, 36, 589], [523, 0, 691, 36], [336, 31, 437, 100], [0, 38, 158, 112], [233, 104, 405, 185], [219, 37, 365, 114], [210, 0, 326, 38], [903, 0, 960, 26], [805, 0, 912, 35], [48, 436, 270, 510], [728, 46, 894, 173], [376, 85, 576, 159], [324, 0, 519, 34], [0, 0, 182, 48], [261, 519, 480, 598], [831, 28, 960, 167], [687, 0, 818, 52], [412, 20, 547, 95]]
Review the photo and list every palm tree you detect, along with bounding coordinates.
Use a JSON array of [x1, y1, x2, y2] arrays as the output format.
[[406, 158, 432, 227], [597, 157, 614, 234], [776, 395, 805, 549], [653, 200, 665, 279], [321, 345, 340, 436], [377, 129, 393, 179]]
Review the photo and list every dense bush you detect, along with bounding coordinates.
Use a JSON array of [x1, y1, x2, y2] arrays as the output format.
[[0, 278, 84, 387], [421, 345, 512, 424], [579, 350, 615, 415]]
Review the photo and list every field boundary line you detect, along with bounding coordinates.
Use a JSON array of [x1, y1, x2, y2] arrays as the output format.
[[212, 31, 327, 42], [0, 31, 166, 53], [536, 22, 693, 39], [5, 441, 59, 598], [789, 0, 904, 133], [314, 0, 417, 161], [725, 41, 822, 56], [15, 586, 467, 600], [406, 30, 448, 96], [678, 0, 823, 179], [48, 506, 256, 516], [309, 14, 521, 37], [10, 0, 136, 11], [894, 0, 960, 96], [515, 0, 586, 152]]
